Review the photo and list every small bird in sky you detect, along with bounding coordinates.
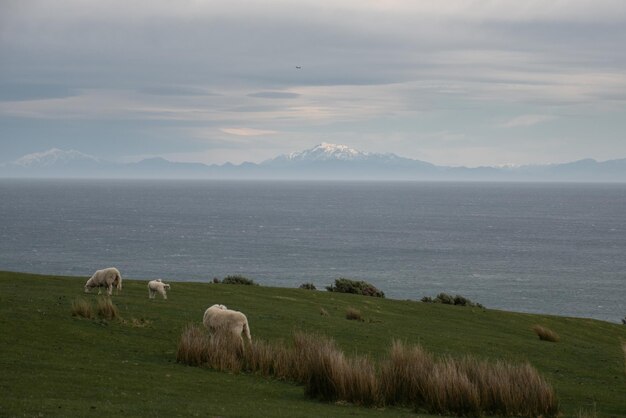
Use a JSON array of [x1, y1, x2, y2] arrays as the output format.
[[295, 66, 301, 69]]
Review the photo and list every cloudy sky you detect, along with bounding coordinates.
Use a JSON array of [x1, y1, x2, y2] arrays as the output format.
[[1, 0, 625, 166]]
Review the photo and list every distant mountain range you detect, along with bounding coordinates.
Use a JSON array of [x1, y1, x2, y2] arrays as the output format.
[[2, 143, 626, 182]]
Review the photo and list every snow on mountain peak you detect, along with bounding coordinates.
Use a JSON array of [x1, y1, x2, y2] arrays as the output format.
[[14, 148, 100, 167], [284, 143, 370, 162]]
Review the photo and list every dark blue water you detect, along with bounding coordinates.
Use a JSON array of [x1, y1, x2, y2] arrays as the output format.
[[1, 179, 624, 322]]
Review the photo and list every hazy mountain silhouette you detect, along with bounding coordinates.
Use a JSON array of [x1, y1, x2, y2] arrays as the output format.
[[2, 144, 626, 182]]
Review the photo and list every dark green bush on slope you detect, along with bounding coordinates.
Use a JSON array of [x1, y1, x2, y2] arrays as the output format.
[[221, 275, 257, 285], [326, 278, 385, 298], [421, 293, 484, 308]]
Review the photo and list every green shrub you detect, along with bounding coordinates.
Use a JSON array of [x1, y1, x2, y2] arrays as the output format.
[[326, 278, 385, 298], [221, 275, 257, 285], [299, 283, 317, 290], [421, 293, 484, 308]]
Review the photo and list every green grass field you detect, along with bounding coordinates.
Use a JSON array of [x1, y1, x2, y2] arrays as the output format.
[[1, 271, 625, 417]]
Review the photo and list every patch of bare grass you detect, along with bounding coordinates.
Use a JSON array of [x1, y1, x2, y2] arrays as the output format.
[[124, 317, 151, 328], [575, 403, 598, 418], [532, 324, 560, 342], [96, 297, 120, 320]]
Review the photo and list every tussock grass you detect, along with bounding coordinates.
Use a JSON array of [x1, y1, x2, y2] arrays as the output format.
[[380, 340, 434, 406], [96, 297, 120, 320], [176, 324, 245, 371], [71, 297, 93, 319], [346, 307, 363, 321], [176, 323, 210, 367], [456, 357, 558, 417], [245, 339, 294, 379], [532, 325, 560, 342], [177, 329, 559, 416], [294, 332, 379, 406]]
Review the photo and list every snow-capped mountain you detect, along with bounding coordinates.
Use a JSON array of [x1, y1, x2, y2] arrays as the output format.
[[263, 143, 413, 164], [14, 148, 100, 168], [274, 143, 371, 162]]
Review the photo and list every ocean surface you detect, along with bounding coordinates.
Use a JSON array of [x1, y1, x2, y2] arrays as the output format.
[[1, 179, 624, 322]]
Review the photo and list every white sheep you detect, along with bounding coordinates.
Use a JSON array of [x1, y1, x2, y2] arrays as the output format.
[[202, 304, 252, 345], [148, 279, 171, 299], [84, 267, 122, 295]]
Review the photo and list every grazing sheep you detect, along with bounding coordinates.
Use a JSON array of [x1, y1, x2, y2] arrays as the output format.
[[148, 279, 171, 299], [202, 304, 252, 345], [84, 267, 122, 296]]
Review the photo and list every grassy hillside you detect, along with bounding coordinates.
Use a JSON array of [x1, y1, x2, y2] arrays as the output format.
[[0, 271, 625, 417]]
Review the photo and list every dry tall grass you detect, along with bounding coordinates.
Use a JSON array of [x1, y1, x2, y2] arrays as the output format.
[[96, 297, 119, 320], [457, 357, 558, 417], [379, 341, 558, 416], [532, 325, 560, 342], [71, 297, 93, 319], [176, 329, 559, 416], [345, 307, 363, 321], [380, 340, 434, 406], [176, 324, 211, 367]]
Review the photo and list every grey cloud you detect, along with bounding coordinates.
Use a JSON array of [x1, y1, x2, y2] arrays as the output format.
[[137, 86, 219, 97], [0, 83, 77, 102], [248, 92, 301, 99]]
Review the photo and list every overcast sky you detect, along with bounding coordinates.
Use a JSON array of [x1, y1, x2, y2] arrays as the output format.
[[1, 0, 625, 166]]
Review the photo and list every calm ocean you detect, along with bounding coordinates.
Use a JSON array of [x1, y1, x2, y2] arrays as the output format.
[[1, 179, 624, 322]]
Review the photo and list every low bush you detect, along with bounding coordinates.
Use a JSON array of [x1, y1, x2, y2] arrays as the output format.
[[421, 293, 484, 308], [326, 278, 385, 298], [221, 275, 257, 285], [71, 297, 93, 319], [532, 325, 560, 342], [299, 283, 317, 290]]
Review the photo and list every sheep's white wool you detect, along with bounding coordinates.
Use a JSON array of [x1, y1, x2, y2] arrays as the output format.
[[148, 279, 171, 299], [203, 304, 251, 344], [84, 267, 122, 296]]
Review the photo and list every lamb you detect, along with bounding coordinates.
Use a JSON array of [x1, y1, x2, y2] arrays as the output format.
[[202, 304, 252, 345], [148, 279, 171, 299], [84, 267, 122, 296]]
